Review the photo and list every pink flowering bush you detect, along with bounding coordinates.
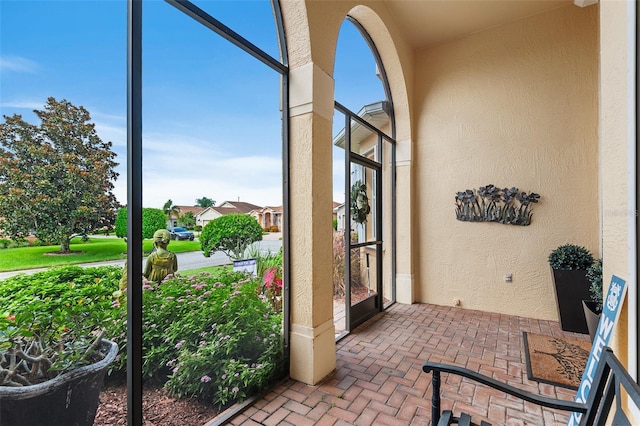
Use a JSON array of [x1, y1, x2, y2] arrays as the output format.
[[160, 270, 283, 408], [0, 265, 283, 409], [109, 268, 283, 408]]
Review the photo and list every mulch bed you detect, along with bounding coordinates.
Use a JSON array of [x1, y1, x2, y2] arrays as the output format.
[[95, 376, 219, 426]]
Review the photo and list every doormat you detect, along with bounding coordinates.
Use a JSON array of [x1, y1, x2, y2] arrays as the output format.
[[523, 332, 591, 390]]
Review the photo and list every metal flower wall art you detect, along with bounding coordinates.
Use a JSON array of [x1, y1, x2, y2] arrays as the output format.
[[455, 184, 540, 226]]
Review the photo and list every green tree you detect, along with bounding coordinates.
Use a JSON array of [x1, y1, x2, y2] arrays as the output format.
[[195, 197, 215, 208], [200, 214, 263, 260], [163, 199, 180, 223], [179, 211, 196, 229], [0, 98, 119, 253], [114, 207, 166, 239]]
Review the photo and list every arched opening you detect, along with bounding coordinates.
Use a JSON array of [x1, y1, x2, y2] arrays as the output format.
[[332, 16, 397, 337]]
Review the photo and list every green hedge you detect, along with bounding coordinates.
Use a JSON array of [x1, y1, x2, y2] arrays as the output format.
[[115, 207, 166, 239]]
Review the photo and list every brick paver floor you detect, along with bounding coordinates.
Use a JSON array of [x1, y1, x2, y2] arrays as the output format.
[[224, 302, 589, 425]]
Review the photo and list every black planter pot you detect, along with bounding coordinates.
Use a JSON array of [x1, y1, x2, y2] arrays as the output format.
[[0, 339, 118, 426], [551, 269, 591, 334], [582, 300, 602, 342]]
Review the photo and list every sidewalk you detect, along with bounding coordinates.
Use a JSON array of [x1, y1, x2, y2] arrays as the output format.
[[0, 235, 282, 281]]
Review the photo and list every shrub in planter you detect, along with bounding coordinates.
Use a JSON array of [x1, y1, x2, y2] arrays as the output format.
[[548, 244, 595, 270], [583, 258, 603, 341], [0, 266, 122, 382], [548, 244, 595, 334], [586, 258, 603, 312], [0, 339, 118, 426], [0, 266, 122, 425]]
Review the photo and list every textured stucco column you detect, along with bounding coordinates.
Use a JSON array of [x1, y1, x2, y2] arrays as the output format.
[[288, 62, 337, 385], [395, 137, 414, 304]]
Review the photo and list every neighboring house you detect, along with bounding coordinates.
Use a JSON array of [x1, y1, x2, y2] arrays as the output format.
[[333, 100, 390, 152], [167, 206, 205, 228], [217, 200, 262, 213], [194, 200, 263, 228], [333, 202, 345, 231], [194, 206, 235, 227], [249, 206, 283, 230]]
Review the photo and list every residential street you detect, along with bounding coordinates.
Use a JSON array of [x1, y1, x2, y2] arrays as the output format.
[[0, 235, 282, 280]]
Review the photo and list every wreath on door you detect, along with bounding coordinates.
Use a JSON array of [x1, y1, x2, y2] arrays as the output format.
[[350, 180, 371, 224]]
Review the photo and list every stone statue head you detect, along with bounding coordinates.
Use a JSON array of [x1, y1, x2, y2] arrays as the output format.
[[153, 229, 171, 246]]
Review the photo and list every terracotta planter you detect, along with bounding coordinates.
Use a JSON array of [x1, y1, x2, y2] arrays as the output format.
[[551, 269, 591, 334], [0, 339, 118, 426], [582, 300, 602, 342]]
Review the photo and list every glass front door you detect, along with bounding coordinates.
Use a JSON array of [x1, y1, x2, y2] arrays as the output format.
[[347, 156, 382, 329], [343, 114, 385, 330]]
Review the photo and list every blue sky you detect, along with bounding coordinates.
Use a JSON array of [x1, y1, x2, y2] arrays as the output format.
[[1, 0, 385, 209]]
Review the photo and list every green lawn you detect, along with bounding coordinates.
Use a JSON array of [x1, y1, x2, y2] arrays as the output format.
[[0, 237, 201, 272], [178, 265, 231, 276]]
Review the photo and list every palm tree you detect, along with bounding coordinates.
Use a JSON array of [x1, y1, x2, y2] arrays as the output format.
[[162, 199, 181, 224], [195, 196, 215, 208], [179, 211, 196, 229]]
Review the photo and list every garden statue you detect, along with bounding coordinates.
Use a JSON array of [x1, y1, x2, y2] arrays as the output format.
[[144, 229, 178, 282]]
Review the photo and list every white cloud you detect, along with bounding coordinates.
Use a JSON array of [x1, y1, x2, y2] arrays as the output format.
[[110, 130, 350, 208], [112, 173, 283, 210], [141, 154, 283, 208], [139, 174, 282, 209], [90, 109, 126, 123], [112, 131, 284, 209], [0, 56, 38, 74], [0, 99, 43, 111], [94, 122, 127, 147], [90, 108, 127, 148]]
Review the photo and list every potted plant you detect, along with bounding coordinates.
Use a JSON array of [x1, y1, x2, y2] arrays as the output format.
[[0, 266, 120, 426], [548, 244, 595, 334], [582, 258, 603, 342]]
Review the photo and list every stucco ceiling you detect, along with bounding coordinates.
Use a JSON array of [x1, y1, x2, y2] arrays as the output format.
[[383, 0, 574, 48]]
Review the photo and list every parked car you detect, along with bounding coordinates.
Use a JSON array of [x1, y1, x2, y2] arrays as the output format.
[[167, 227, 195, 241]]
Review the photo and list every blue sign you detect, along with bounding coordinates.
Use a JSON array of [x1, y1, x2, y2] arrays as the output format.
[[567, 275, 628, 426]]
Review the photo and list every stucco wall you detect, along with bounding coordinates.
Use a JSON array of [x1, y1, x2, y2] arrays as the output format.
[[599, 0, 636, 373], [413, 5, 599, 320]]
